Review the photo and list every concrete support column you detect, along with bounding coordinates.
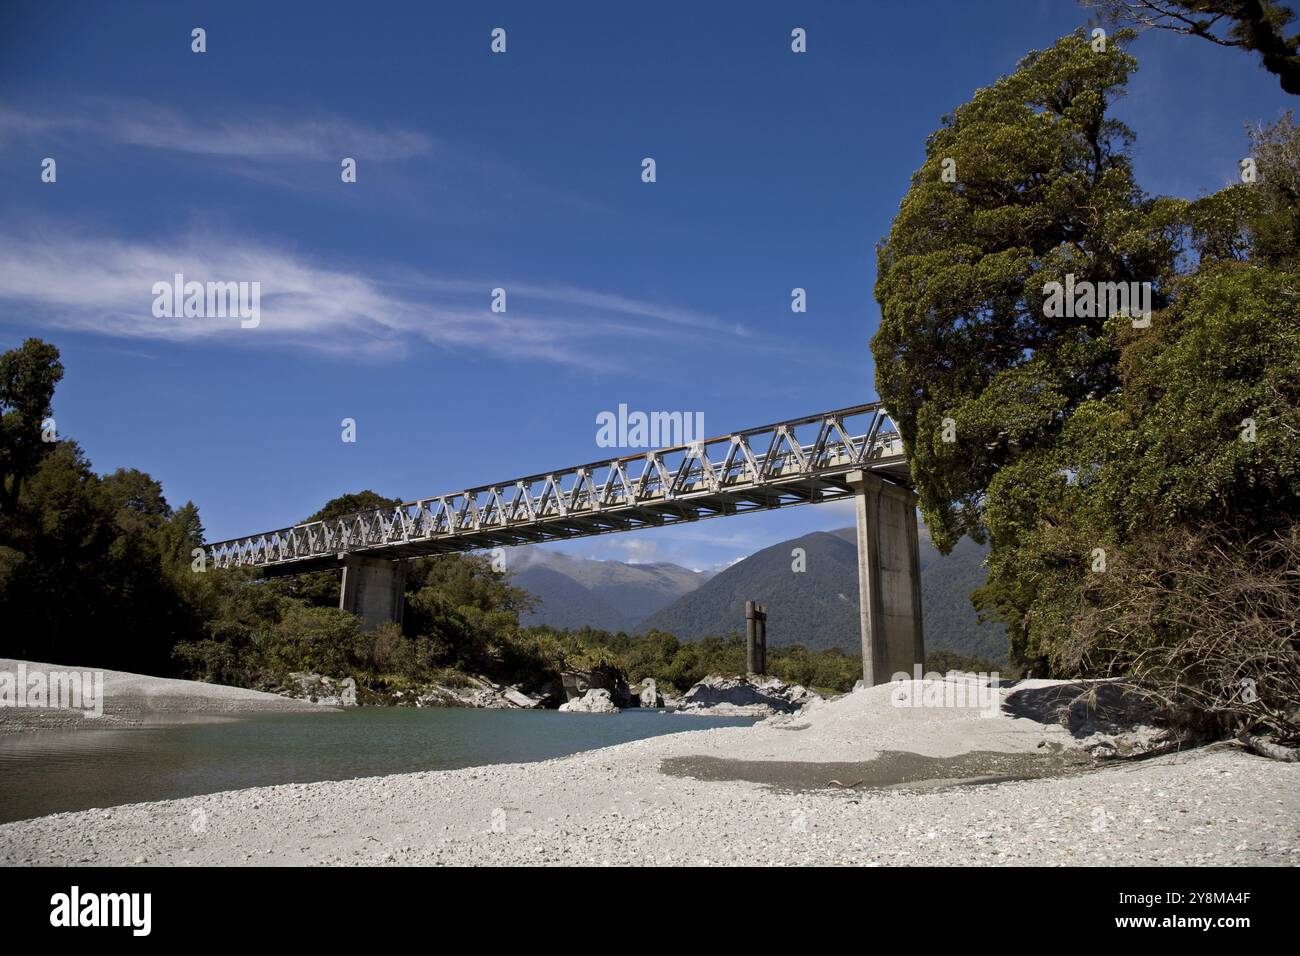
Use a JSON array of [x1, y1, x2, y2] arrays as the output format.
[[847, 471, 924, 685], [339, 555, 406, 630], [745, 601, 767, 675]]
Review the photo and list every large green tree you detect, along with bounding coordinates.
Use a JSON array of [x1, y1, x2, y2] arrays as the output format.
[[0, 439, 202, 672], [977, 113, 1300, 663], [0, 339, 209, 673], [874, 30, 1181, 553], [874, 33, 1300, 736]]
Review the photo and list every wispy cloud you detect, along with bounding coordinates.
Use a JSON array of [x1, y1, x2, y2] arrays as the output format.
[[0, 230, 751, 370], [0, 97, 599, 214], [391, 275, 754, 339], [0, 98, 434, 162]]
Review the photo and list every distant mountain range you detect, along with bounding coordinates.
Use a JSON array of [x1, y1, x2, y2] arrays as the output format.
[[512, 526, 1008, 663], [640, 528, 1007, 662], [510, 547, 713, 633]]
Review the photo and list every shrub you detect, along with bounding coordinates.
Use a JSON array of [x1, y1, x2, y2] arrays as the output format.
[[1058, 524, 1300, 742]]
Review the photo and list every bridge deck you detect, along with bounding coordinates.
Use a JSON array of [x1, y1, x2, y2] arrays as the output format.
[[205, 402, 909, 574]]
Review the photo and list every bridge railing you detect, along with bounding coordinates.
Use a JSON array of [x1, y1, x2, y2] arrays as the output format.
[[205, 402, 905, 570]]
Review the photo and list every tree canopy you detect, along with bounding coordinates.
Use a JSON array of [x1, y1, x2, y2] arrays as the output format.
[[875, 30, 1182, 552], [874, 30, 1300, 736]]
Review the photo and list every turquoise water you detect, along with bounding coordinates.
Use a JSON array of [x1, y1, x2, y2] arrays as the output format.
[[0, 708, 754, 824]]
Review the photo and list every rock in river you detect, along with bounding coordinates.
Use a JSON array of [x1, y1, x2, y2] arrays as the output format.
[[558, 688, 620, 714]]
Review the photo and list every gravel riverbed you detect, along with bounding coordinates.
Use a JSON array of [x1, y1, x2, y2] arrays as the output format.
[[2, 679, 1296, 866], [0, 658, 329, 734]]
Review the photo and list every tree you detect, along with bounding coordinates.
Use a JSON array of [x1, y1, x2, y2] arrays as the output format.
[[305, 490, 401, 523], [0, 340, 212, 674], [873, 30, 1182, 552], [975, 261, 1300, 666], [0, 339, 63, 515], [873, 31, 1299, 705], [1085, 0, 1300, 95], [0, 439, 200, 673]]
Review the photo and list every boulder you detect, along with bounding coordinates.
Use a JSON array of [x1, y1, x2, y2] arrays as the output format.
[[561, 667, 631, 707], [675, 675, 819, 717], [501, 686, 545, 709], [460, 676, 546, 709], [414, 685, 469, 708], [284, 673, 359, 707], [558, 688, 620, 714]]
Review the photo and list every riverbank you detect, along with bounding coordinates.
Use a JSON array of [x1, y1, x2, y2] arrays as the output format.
[[2, 677, 1296, 865], [0, 658, 331, 734]]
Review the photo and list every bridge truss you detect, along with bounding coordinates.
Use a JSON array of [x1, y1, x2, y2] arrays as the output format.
[[205, 402, 909, 575]]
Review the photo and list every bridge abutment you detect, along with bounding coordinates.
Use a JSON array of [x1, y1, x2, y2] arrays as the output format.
[[847, 470, 924, 685], [339, 555, 406, 630]]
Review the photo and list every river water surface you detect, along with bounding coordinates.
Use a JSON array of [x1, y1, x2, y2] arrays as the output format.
[[0, 708, 754, 824]]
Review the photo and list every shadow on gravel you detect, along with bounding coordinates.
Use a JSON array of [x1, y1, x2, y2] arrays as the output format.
[[660, 748, 1094, 793], [1002, 681, 1160, 738]]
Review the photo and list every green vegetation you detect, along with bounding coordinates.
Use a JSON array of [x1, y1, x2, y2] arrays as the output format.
[[0, 339, 205, 675], [874, 30, 1299, 739], [517, 626, 871, 696]]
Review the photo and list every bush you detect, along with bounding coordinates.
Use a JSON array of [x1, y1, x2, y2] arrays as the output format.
[[1058, 524, 1300, 742]]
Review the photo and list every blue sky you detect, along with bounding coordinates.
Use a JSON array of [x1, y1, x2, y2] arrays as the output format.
[[0, 0, 1292, 570]]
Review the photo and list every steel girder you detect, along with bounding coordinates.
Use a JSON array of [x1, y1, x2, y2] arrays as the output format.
[[204, 402, 909, 574]]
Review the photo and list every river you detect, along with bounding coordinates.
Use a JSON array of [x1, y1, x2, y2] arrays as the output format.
[[0, 708, 755, 824]]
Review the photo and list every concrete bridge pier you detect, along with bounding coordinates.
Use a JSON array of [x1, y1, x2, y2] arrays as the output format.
[[745, 601, 767, 675], [339, 555, 406, 630], [847, 470, 924, 685]]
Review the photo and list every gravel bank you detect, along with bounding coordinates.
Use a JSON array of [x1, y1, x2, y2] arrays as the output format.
[[2, 680, 1296, 866], [0, 658, 331, 734]]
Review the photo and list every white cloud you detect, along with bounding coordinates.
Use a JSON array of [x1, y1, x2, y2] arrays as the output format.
[[0, 99, 434, 162], [612, 538, 659, 564], [0, 230, 751, 368]]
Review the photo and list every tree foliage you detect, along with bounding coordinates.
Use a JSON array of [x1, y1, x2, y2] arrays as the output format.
[[0, 338, 62, 515], [875, 31, 1300, 738], [0, 415, 205, 674], [875, 30, 1183, 552]]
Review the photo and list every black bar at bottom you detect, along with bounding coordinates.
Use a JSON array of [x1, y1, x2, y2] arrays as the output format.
[[0, 865, 1280, 940]]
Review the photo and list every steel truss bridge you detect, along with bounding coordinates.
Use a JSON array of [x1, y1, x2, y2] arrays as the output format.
[[205, 402, 910, 575]]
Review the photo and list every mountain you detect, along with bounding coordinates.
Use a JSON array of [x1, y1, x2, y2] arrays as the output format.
[[638, 527, 1008, 663], [510, 547, 713, 633]]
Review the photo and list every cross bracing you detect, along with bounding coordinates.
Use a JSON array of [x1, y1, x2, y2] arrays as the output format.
[[204, 402, 909, 575]]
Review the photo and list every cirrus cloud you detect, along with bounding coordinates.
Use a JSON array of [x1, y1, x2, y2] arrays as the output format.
[[0, 229, 755, 370]]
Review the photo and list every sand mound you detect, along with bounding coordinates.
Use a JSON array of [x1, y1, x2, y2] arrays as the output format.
[[0, 658, 331, 733]]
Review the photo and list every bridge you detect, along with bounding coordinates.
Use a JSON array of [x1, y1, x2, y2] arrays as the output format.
[[204, 402, 924, 685]]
